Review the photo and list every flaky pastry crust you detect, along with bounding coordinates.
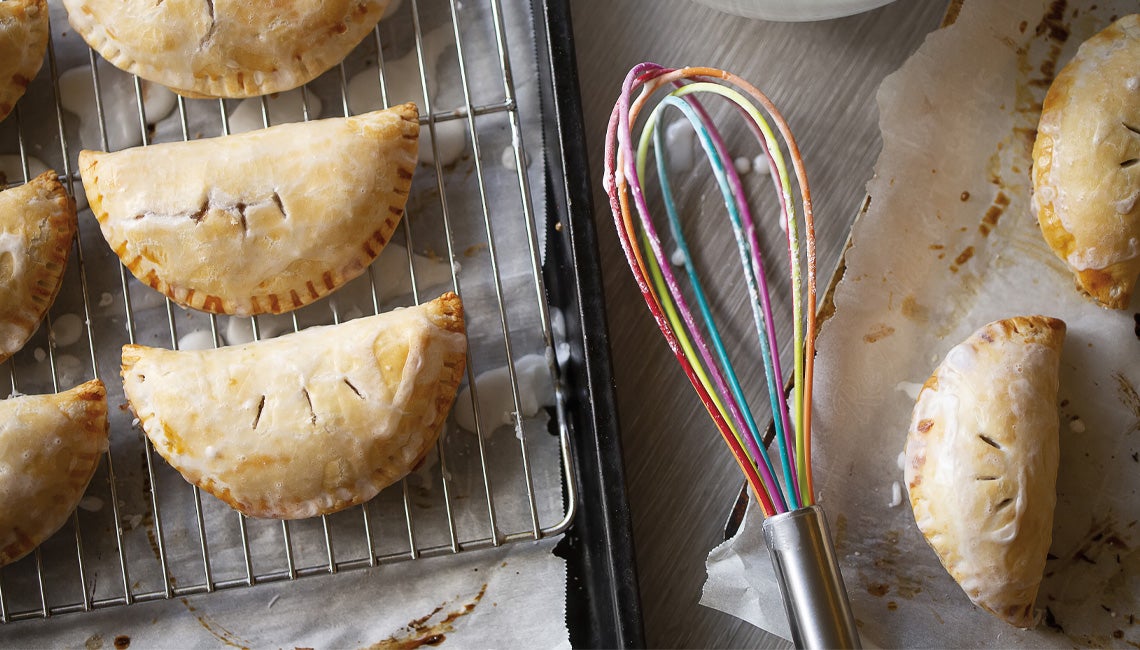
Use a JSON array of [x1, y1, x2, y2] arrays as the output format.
[[1032, 15, 1140, 309], [62, 0, 388, 98], [121, 293, 467, 520], [905, 316, 1064, 628], [0, 171, 77, 364], [0, 379, 109, 567], [0, 0, 48, 122], [81, 104, 419, 317]]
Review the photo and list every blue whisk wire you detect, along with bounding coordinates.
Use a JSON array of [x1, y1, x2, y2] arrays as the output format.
[[604, 63, 820, 516], [644, 93, 798, 510]]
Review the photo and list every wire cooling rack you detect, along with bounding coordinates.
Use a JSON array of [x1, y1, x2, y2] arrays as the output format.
[[0, 0, 573, 622]]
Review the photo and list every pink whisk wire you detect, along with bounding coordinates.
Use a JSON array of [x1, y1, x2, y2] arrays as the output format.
[[603, 63, 819, 516]]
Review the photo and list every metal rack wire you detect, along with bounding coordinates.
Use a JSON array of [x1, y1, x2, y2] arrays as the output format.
[[0, 0, 574, 622]]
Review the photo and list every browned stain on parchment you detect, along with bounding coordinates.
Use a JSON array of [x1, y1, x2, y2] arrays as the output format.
[[901, 295, 929, 323], [1035, 0, 1071, 43], [866, 582, 889, 597], [1019, 1, 1069, 107], [858, 529, 926, 604], [194, 615, 248, 649], [179, 597, 250, 649], [978, 192, 1010, 237], [1041, 516, 1139, 647], [873, 530, 925, 599], [1116, 373, 1140, 434], [1045, 518, 1132, 580], [952, 246, 975, 269], [958, 0, 1068, 285], [863, 324, 896, 344], [833, 513, 848, 554], [364, 584, 487, 650]]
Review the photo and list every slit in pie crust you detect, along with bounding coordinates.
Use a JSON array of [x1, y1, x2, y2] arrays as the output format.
[[905, 315, 1065, 628], [0, 171, 78, 364], [121, 292, 467, 520], [0, 379, 109, 567], [61, 0, 389, 99], [80, 104, 419, 317]]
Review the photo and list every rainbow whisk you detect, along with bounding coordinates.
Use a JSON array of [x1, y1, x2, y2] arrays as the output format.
[[604, 63, 859, 649]]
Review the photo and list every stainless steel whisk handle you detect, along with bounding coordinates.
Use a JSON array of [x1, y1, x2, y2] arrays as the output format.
[[762, 505, 861, 649]]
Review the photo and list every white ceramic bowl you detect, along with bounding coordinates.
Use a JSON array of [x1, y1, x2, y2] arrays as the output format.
[[689, 0, 898, 21]]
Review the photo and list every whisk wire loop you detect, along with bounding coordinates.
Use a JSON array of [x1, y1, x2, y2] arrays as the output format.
[[605, 63, 818, 516], [669, 82, 809, 509], [607, 107, 780, 517], [621, 79, 787, 511], [662, 84, 806, 504], [711, 96, 805, 492], [641, 93, 797, 510], [607, 63, 860, 650]]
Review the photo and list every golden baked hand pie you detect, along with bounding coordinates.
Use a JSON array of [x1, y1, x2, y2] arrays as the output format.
[[0, 0, 48, 123], [1033, 15, 1140, 309], [905, 316, 1065, 628], [0, 171, 77, 364], [122, 293, 466, 520], [0, 379, 109, 567], [61, 0, 388, 98], [80, 104, 419, 317]]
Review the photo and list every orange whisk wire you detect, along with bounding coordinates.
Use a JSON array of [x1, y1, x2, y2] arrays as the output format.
[[604, 63, 818, 515]]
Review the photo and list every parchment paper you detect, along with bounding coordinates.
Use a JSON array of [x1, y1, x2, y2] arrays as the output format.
[[0, 0, 570, 645], [702, 1, 1140, 646], [0, 536, 569, 649]]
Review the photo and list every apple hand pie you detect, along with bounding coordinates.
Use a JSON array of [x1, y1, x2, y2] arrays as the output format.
[[0, 379, 109, 567], [80, 104, 419, 317], [0, 0, 48, 123], [122, 293, 466, 520], [61, 0, 388, 99], [905, 316, 1065, 628], [0, 171, 77, 364], [1033, 15, 1140, 309]]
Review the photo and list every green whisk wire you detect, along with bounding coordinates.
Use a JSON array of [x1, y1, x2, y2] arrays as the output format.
[[639, 91, 798, 510], [604, 63, 820, 515]]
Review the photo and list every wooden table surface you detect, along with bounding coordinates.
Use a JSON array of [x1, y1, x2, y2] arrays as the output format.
[[570, 1, 948, 646]]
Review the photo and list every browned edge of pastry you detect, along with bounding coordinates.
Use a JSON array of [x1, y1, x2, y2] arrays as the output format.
[[908, 315, 1065, 629], [1032, 17, 1140, 310], [418, 291, 468, 468], [68, 1, 387, 99], [1072, 264, 1140, 310], [0, 170, 78, 364], [973, 314, 1066, 347], [79, 105, 422, 316], [1034, 95, 1137, 309], [120, 293, 467, 519], [0, 378, 108, 567], [0, 0, 49, 123], [238, 104, 419, 316], [69, 377, 110, 435], [23, 170, 78, 309], [911, 315, 1068, 438], [426, 290, 465, 335]]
